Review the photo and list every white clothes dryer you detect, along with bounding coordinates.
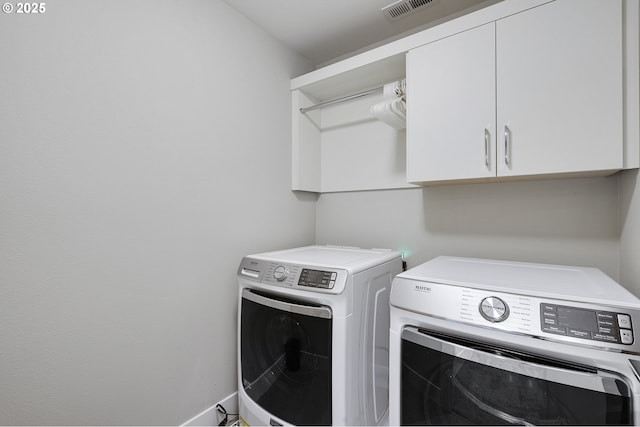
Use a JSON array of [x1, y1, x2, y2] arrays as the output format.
[[237, 245, 402, 426], [389, 256, 640, 425]]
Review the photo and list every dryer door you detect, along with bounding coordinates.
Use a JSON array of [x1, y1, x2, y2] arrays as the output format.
[[400, 327, 633, 425], [240, 289, 332, 425]]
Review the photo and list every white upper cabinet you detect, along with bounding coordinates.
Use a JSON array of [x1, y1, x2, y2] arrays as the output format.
[[407, 23, 497, 182], [407, 0, 624, 185], [291, 0, 636, 192], [496, 0, 622, 177]]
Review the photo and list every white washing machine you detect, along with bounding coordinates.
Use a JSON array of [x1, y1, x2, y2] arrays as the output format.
[[237, 245, 403, 426], [389, 256, 640, 425]]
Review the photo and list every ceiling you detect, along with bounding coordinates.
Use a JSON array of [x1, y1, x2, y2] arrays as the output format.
[[222, 0, 500, 66]]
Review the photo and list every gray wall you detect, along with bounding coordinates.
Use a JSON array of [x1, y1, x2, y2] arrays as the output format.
[[316, 176, 622, 282], [0, 1, 315, 425], [1, 0, 638, 425], [621, 169, 640, 296]]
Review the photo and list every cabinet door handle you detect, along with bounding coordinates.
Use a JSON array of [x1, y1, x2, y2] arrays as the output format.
[[484, 128, 490, 169], [504, 125, 511, 167]]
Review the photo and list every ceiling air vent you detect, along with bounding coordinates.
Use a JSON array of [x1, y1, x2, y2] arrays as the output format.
[[382, 0, 439, 21]]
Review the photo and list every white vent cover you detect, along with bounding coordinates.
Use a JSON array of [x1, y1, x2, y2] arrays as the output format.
[[382, 0, 439, 21]]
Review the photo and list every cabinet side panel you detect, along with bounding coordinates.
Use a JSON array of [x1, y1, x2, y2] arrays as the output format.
[[292, 90, 321, 192], [624, 0, 640, 169]]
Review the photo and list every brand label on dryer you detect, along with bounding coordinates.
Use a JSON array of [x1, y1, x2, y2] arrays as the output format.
[[414, 284, 432, 293]]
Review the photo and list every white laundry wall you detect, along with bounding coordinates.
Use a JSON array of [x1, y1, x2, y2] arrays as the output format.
[[2, 0, 640, 425], [620, 170, 640, 296], [316, 176, 622, 284], [0, 1, 315, 424]]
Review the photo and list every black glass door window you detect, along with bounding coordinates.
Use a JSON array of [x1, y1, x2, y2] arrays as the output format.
[[401, 328, 632, 425], [241, 290, 332, 425]]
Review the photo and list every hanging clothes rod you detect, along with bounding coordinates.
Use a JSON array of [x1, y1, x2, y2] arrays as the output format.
[[299, 86, 383, 114]]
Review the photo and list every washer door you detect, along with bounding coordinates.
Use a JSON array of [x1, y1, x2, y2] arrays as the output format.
[[241, 289, 332, 425], [401, 327, 633, 425]]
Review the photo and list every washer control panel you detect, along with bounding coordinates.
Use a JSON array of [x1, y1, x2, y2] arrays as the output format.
[[298, 268, 337, 289], [540, 303, 634, 345], [237, 257, 347, 294]]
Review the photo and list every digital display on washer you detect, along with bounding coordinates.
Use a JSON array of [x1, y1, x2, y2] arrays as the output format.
[[298, 268, 336, 289], [540, 303, 634, 345]]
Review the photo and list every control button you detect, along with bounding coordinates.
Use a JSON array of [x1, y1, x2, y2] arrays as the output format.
[[330, 272, 337, 280], [479, 297, 509, 323], [273, 265, 288, 282], [620, 329, 633, 345], [543, 317, 557, 326], [542, 304, 557, 313], [597, 312, 616, 321], [598, 319, 615, 328], [542, 311, 557, 319], [592, 333, 620, 343], [543, 325, 567, 335], [598, 326, 613, 334], [568, 329, 591, 339], [618, 314, 632, 329], [329, 280, 335, 288]]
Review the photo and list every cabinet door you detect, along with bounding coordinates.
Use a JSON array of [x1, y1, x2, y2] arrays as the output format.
[[496, 0, 623, 177], [406, 23, 496, 183]]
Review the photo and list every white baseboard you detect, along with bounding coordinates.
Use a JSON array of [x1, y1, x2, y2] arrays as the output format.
[[182, 391, 238, 426]]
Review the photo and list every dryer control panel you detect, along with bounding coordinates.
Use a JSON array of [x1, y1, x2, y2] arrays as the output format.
[[390, 276, 640, 354], [391, 256, 640, 354], [540, 303, 634, 345]]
